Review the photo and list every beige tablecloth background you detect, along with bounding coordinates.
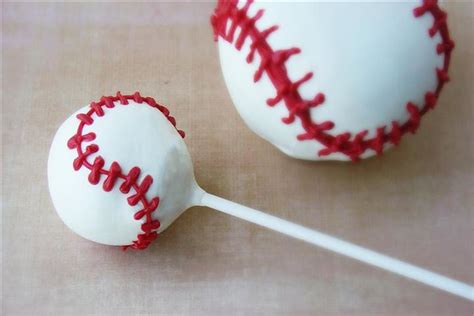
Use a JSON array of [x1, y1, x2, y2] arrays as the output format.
[[2, 1, 473, 315]]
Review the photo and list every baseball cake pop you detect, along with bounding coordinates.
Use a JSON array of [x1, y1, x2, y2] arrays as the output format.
[[47, 92, 472, 300], [48, 92, 201, 249], [211, 0, 454, 161]]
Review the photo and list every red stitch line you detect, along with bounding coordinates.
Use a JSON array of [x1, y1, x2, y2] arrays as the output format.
[[103, 162, 121, 192], [67, 91, 185, 250], [211, 0, 453, 161]]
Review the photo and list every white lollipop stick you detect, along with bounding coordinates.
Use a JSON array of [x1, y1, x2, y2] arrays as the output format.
[[201, 193, 474, 301]]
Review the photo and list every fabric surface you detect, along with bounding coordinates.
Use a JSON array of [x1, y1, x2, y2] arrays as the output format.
[[2, 2, 473, 315]]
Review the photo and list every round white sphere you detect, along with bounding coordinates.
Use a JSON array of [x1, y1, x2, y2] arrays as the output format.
[[213, 0, 453, 161], [48, 94, 201, 248]]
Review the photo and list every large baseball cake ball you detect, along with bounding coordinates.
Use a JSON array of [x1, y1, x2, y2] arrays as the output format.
[[211, 0, 454, 161]]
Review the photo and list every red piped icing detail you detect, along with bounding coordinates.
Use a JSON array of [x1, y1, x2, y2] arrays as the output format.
[[76, 113, 94, 125], [120, 167, 141, 194], [127, 175, 153, 206], [67, 132, 95, 149], [68, 91, 185, 250], [103, 162, 121, 192], [211, 0, 454, 161], [73, 144, 98, 170], [373, 127, 386, 156], [88, 156, 105, 185], [390, 122, 402, 146], [406, 103, 421, 134]]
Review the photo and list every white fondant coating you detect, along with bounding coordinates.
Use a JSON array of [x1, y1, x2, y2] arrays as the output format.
[[217, 1, 444, 160], [48, 101, 202, 246]]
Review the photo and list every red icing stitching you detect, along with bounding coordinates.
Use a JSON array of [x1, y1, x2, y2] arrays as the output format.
[[211, 0, 454, 161], [67, 92, 185, 250]]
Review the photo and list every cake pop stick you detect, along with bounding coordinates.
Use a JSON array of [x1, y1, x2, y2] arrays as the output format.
[[48, 92, 473, 301], [201, 193, 474, 301]]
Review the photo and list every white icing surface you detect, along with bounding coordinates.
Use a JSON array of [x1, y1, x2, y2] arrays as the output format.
[[217, 1, 443, 160], [48, 101, 202, 246]]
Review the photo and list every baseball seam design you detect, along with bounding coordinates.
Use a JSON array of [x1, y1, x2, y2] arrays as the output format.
[[211, 0, 454, 161], [67, 92, 185, 250]]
